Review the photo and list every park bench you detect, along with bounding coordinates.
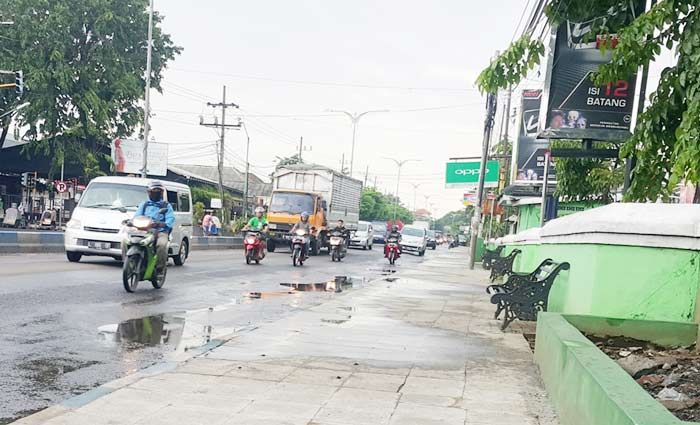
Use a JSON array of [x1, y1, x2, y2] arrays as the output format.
[[487, 260, 570, 330], [489, 249, 521, 282], [481, 245, 504, 270]]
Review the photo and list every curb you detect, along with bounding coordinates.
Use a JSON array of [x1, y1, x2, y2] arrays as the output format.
[[534, 312, 681, 425], [0, 231, 242, 254]]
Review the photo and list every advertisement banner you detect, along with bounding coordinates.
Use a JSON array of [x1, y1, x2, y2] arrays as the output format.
[[539, 1, 645, 141], [111, 138, 168, 177], [513, 89, 555, 182], [445, 160, 499, 189]]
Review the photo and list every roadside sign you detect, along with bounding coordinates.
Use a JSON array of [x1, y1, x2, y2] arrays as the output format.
[[55, 181, 68, 193], [210, 198, 223, 209], [463, 193, 477, 206], [446, 160, 499, 189]]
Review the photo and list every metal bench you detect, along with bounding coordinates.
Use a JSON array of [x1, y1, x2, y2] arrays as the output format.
[[489, 249, 521, 282], [488, 260, 570, 330], [481, 245, 504, 270]]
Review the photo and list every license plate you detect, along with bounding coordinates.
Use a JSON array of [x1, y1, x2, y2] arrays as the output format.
[[330, 237, 342, 245], [267, 223, 277, 230], [88, 241, 111, 250]]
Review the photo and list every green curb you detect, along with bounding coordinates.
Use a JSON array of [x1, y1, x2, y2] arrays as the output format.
[[534, 312, 683, 425]]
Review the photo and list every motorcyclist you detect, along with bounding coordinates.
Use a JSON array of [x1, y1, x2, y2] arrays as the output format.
[[133, 181, 175, 274], [290, 211, 312, 257], [385, 224, 402, 258], [332, 219, 349, 238], [243, 207, 268, 256]]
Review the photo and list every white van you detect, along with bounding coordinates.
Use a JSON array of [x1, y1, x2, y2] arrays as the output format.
[[64, 176, 193, 265], [401, 225, 428, 256], [350, 220, 374, 250]]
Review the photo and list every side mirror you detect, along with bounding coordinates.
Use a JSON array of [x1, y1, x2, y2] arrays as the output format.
[[321, 200, 328, 210]]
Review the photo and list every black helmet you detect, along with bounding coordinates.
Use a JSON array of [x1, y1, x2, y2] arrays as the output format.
[[392, 225, 399, 232]]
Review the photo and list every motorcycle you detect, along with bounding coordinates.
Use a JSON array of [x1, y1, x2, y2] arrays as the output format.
[[329, 230, 347, 262], [244, 231, 265, 265], [121, 210, 167, 293], [291, 229, 309, 267], [386, 236, 401, 265]]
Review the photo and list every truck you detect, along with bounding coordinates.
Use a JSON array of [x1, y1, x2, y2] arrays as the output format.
[[412, 220, 431, 231], [265, 164, 363, 255]]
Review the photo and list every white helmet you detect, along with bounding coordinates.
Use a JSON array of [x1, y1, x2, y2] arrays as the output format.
[[254, 207, 265, 214]]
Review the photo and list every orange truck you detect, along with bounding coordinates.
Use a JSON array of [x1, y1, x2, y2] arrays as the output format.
[[265, 164, 363, 255]]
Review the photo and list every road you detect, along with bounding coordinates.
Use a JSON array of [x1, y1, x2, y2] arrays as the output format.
[[0, 245, 429, 424]]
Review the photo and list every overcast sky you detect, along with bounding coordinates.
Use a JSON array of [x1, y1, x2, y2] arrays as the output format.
[[149, 1, 529, 217]]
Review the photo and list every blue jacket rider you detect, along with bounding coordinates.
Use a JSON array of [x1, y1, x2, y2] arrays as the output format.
[[134, 181, 175, 273]]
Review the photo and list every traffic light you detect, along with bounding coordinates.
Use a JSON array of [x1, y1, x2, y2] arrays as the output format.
[[21, 172, 29, 187], [14, 71, 23, 95]]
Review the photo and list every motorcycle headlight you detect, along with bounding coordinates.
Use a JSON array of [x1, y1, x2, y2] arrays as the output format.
[[132, 216, 152, 230], [66, 219, 81, 230], [295, 229, 306, 236]]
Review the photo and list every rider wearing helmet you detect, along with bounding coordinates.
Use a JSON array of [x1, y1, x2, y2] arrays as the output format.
[[290, 211, 312, 256], [134, 181, 175, 273], [385, 224, 402, 258], [244, 207, 268, 231]]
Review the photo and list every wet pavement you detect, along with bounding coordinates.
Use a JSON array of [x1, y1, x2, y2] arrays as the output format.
[[0, 247, 415, 424], [16, 248, 559, 425]]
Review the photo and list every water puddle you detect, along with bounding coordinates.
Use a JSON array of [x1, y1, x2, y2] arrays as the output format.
[[98, 314, 186, 348], [245, 291, 295, 299], [280, 276, 355, 293], [384, 277, 399, 282], [368, 268, 397, 276], [321, 318, 351, 325]]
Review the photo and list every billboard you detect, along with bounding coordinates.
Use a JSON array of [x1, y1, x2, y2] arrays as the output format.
[[445, 160, 499, 189], [111, 138, 168, 177], [512, 89, 555, 183], [539, 1, 645, 141]]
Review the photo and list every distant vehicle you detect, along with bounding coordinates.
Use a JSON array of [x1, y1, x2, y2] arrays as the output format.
[[426, 230, 437, 250], [65, 176, 192, 265], [401, 225, 427, 256], [350, 221, 374, 250], [412, 220, 431, 231], [372, 221, 387, 244], [266, 164, 362, 255]]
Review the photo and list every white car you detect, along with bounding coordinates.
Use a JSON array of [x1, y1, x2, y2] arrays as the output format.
[[350, 221, 374, 250], [400, 225, 427, 256], [64, 176, 193, 265]]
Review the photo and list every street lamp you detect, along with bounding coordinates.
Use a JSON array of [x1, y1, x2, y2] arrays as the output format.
[[141, 0, 154, 178], [409, 183, 422, 213], [383, 158, 420, 221], [328, 109, 389, 177], [241, 120, 251, 218]]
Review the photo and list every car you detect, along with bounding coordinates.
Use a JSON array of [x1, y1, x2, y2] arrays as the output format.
[[64, 176, 193, 265], [350, 221, 374, 250], [426, 230, 437, 250], [372, 221, 387, 244], [400, 225, 427, 256]]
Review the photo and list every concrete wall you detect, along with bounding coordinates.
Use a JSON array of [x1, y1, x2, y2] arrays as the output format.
[[504, 242, 700, 324]]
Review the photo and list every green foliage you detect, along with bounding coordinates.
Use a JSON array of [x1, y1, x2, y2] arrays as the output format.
[[0, 0, 181, 176], [193, 202, 205, 225], [434, 208, 474, 235], [275, 154, 303, 170], [476, 36, 545, 94], [229, 216, 248, 234], [359, 188, 413, 223], [552, 140, 624, 203]]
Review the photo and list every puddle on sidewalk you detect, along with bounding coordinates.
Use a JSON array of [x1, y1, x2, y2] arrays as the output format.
[[321, 317, 351, 325], [280, 275, 359, 293], [368, 268, 398, 276]]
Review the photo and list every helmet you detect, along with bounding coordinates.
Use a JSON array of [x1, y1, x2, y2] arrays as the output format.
[[254, 207, 265, 214], [147, 180, 165, 192], [301, 211, 309, 220], [392, 225, 399, 232]]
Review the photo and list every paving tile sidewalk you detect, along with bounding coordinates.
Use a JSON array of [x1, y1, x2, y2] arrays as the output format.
[[17, 249, 558, 425]]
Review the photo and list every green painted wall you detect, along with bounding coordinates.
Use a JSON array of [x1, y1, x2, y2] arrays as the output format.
[[535, 313, 682, 425], [518, 204, 541, 232], [504, 242, 700, 323]]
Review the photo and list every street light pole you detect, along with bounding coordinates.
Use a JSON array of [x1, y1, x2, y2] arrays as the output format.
[[242, 121, 251, 218], [410, 183, 422, 213], [329, 109, 389, 177], [383, 158, 419, 221], [141, 0, 154, 178]]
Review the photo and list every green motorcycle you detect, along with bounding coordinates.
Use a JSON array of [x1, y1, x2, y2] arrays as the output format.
[[121, 211, 167, 293]]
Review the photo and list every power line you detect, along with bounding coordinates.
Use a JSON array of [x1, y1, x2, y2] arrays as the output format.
[[512, 0, 534, 41]]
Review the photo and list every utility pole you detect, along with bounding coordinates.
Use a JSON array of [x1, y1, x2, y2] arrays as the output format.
[[242, 122, 251, 218], [410, 183, 421, 213], [328, 109, 389, 177], [298, 136, 304, 162], [141, 0, 154, 178], [340, 154, 346, 174], [468, 89, 498, 270], [373, 176, 378, 189], [364, 166, 369, 187], [200, 86, 240, 221]]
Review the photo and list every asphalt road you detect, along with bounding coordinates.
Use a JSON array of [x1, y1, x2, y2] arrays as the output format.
[[0, 245, 429, 424]]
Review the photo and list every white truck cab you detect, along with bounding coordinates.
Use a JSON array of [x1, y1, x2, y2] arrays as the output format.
[[64, 176, 193, 265]]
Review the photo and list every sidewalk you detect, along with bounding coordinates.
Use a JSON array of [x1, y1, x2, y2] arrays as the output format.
[[18, 249, 558, 425]]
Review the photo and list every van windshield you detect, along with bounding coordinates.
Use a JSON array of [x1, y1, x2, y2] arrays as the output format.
[[79, 183, 146, 211], [270, 192, 314, 215], [357, 223, 368, 231], [402, 227, 424, 237]]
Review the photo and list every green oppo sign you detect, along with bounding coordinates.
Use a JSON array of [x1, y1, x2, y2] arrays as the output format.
[[445, 160, 499, 188]]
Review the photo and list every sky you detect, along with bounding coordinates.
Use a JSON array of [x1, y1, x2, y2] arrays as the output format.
[[148, 1, 532, 218]]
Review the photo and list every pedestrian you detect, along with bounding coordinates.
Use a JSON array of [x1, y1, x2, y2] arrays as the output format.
[[202, 210, 213, 236], [210, 214, 221, 236]]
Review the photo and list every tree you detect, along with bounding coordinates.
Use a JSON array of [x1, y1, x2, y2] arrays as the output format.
[[0, 0, 181, 175], [552, 141, 624, 203], [275, 154, 303, 170], [434, 208, 474, 235], [359, 188, 413, 223], [477, 1, 699, 201]]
